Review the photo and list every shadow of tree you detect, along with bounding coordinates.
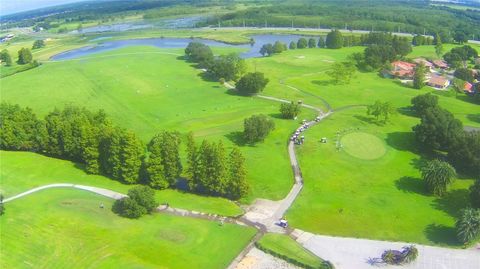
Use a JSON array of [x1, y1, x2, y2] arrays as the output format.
[[424, 223, 460, 246], [431, 189, 470, 218], [353, 114, 382, 126], [466, 114, 480, 124], [409, 157, 428, 170], [397, 106, 417, 118], [394, 176, 427, 195], [456, 95, 479, 105], [312, 79, 335, 86], [386, 132, 417, 152], [225, 131, 248, 147], [268, 113, 285, 120]]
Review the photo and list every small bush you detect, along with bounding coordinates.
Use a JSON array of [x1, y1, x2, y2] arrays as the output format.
[[112, 197, 146, 219]]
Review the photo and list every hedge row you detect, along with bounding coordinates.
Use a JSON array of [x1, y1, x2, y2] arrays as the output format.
[[255, 241, 334, 269]]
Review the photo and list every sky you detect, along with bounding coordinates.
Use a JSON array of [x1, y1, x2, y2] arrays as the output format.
[[0, 0, 85, 16]]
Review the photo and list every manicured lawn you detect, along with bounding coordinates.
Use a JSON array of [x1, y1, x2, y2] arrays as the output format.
[[0, 46, 315, 202], [287, 108, 474, 246], [0, 188, 256, 268], [341, 132, 387, 160], [257, 233, 326, 268], [0, 151, 243, 217]]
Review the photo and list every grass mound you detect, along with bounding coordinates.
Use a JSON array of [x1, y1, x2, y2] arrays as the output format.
[[341, 132, 386, 160]]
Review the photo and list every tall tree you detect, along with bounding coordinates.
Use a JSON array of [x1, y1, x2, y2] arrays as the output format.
[[17, 48, 32, 65], [226, 147, 249, 200], [297, 38, 308, 49], [411, 93, 438, 116], [434, 33, 443, 57], [326, 61, 356, 84], [421, 159, 456, 197], [317, 36, 326, 48], [273, 41, 286, 53], [308, 38, 316, 48], [0, 103, 46, 152], [185, 132, 199, 191], [280, 101, 301, 119], [448, 131, 480, 176], [243, 114, 275, 143], [32, 39, 45, 49], [413, 107, 464, 152], [146, 134, 168, 189], [260, 43, 274, 56], [367, 100, 396, 124], [326, 30, 343, 49], [289, 41, 296, 50], [413, 63, 426, 89], [236, 72, 269, 95], [209, 53, 246, 81], [0, 49, 12, 66]]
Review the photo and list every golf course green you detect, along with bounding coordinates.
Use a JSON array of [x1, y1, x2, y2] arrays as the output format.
[[341, 132, 387, 160]]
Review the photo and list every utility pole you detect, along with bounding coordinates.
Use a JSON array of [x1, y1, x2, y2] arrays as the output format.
[[291, 20, 293, 29], [218, 19, 221, 28], [243, 19, 246, 28], [265, 19, 267, 28]]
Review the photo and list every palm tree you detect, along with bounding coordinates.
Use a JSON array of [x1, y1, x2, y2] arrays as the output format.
[[421, 159, 456, 196], [455, 208, 480, 244], [401, 245, 418, 264]]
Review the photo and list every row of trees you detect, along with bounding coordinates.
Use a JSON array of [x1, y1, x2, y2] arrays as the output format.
[[411, 94, 479, 245], [0, 48, 34, 66], [186, 134, 248, 199], [411, 94, 479, 176], [443, 45, 478, 69], [0, 103, 250, 200]]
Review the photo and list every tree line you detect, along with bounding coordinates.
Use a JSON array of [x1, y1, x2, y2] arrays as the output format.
[[410, 93, 480, 245], [0, 103, 249, 200]]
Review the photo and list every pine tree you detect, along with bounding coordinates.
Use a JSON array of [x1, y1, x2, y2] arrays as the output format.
[[326, 30, 343, 49], [185, 132, 199, 191], [118, 130, 144, 184], [317, 37, 325, 48], [434, 33, 443, 58], [146, 134, 168, 189], [226, 147, 249, 200], [159, 131, 182, 186], [211, 141, 228, 195]]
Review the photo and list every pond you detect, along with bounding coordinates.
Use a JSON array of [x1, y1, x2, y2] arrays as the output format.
[[51, 34, 322, 60]]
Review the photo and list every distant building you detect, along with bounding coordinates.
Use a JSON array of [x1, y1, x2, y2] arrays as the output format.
[[427, 75, 450, 89], [432, 59, 448, 69], [384, 61, 416, 79], [413, 58, 434, 71], [0, 34, 14, 43]]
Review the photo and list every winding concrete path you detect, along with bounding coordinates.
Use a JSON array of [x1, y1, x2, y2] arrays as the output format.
[[2, 183, 127, 203]]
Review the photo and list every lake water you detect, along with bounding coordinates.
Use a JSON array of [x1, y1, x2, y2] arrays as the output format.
[[51, 34, 321, 60]]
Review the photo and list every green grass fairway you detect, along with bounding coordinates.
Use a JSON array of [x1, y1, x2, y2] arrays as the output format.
[[0, 188, 256, 269], [0, 46, 315, 202], [0, 150, 243, 217], [341, 132, 387, 160], [287, 108, 474, 246], [257, 233, 325, 268], [252, 46, 480, 127]]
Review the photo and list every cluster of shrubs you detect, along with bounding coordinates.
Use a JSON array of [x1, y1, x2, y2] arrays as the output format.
[[0, 103, 249, 200], [381, 245, 418, 265], [112, 186, 158, 219]]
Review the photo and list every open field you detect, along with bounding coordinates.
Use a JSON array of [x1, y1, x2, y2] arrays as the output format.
[[0, 188, 256, 268], [0, 46, 316, 203], [0, 150, 243, 217], [287, 107, 475, 246], [257, 233, 326, 268]]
